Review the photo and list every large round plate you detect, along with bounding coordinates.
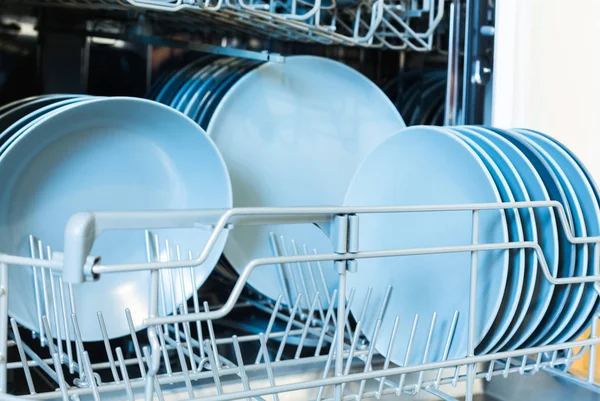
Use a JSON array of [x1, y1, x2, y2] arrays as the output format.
[[344, 126, 509, 366], [495, 129, 581, 348], [1, 97, 232, 341], [517, 129, 600, 345], [198, 60, 261, 128], [520, 129, 600, 343], [207, 55, 406, 306], [452, 127, 528, 355], [467, 127, 553, 352]]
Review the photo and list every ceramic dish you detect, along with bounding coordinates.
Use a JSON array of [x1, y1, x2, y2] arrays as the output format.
[[207, 55, 406, 307], [1, 97, 232, 341], [344, 126, 509, 366]]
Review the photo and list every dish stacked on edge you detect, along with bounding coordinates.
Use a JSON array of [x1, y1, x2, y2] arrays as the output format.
[[0, 95, 232, 341], [344, 126, 599, 366]]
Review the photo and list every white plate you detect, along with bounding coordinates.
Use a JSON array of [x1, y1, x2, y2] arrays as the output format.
[[0, 97, 232, 341], [207, 55, 406, 306], [344, 126, 509, 366]]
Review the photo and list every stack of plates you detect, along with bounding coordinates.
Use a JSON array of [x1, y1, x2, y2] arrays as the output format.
[[344, 125, 599, 366], [150, 56, 263, 129], [0, 95, 232, 341], [380, 70, 446, 126], [151, 55, 407, 309]]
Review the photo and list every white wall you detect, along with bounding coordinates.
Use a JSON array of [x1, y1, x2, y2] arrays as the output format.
[[492, 0, 600, 181]]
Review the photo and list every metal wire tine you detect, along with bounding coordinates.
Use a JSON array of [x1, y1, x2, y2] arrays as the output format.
[[176, 342, 195, 399], [82, 351, 101, 401], [57, 277, 74, 374], [486, 360, 495, 381], [176, 247, 188, 314], [154, 234, 169, 336], [125, 308, 146, 378], [290, 240, 312, 310], [204, 301, 222, 370], [179, 304, 198, 372], [435, 310, 459, 388], [534, 352, 543, 373], [415, 313, 438, 393], [68, 283, 82, 379], [301, 244, 325, 318], [268, 232, 293, 309], [357, 287, 373, 326], [397, 314, 419, 396], [376, 316, 400, 399], [275, 293, 303, 362], [344, 287, 357, 342], [116, 347, 135, 401], [10, 318, 35, 394], [143, 346, 165, 401], [165, 240, 181, 341], [357, 319, 383, 400], [97, 312, 120, 383], [279, 234, 303, 309], [188, 250, 204, 359], [295, 292, 320, 359], [315, 329, 338, 401], [452, 362, 461, 387], [315, 288, 338, 356], [29, 235, 44, 346], [255, 295, 284, 364], [204, 340, 224, 396], [502, 357, 511, 378], [156, 324, 173, 376], [519, 354, 529, 374], [46, 245, 64, 365], [312, 248, 332, 304], [232, 335, 252, 401], [258, 333, 280, 401], [70, 313, 88, 382], [341, 320, 363, 395], [551, 349, 558, 366], [42, 316, 70, 401]]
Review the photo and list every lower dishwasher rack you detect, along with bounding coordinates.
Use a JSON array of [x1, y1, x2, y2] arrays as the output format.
[[3, 201, 600, 401]]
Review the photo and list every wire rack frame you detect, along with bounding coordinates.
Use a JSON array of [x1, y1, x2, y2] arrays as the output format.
[[0, 0, 446, 50], [3, 200, 600, 401]]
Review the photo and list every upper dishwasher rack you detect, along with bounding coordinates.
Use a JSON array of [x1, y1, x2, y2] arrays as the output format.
[[4, 201, 600, 401], [0, 0, 445, 50]]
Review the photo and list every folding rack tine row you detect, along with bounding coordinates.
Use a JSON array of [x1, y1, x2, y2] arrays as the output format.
[[0, 0, 446, 50], [3, 200, 600, 401]]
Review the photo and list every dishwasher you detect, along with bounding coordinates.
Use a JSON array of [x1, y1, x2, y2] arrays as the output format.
[[0, 1, 598, 400]]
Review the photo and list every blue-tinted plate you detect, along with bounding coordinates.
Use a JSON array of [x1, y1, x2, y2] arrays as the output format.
[[344, 126, 509, 366], [2, 97, 232, 341], [453, 127, 529, 354], [467, 126, 554, 352], [208, 55, 406, 307], [517, 128, 600, 345], [495, 128, 581, 348]]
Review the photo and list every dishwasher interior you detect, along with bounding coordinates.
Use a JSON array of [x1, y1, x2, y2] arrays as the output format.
[[1, 1, 600, 400]]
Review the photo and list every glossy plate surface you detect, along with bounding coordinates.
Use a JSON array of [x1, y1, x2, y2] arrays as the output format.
[[453, 127, 527, 355], [1, 97, 232, 341], [208, 55, 406, 306], [517, 129, 600, 345], [495, 129, 579, 348], [344, 126, 509, 366], [467, 126, 553, 352]]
